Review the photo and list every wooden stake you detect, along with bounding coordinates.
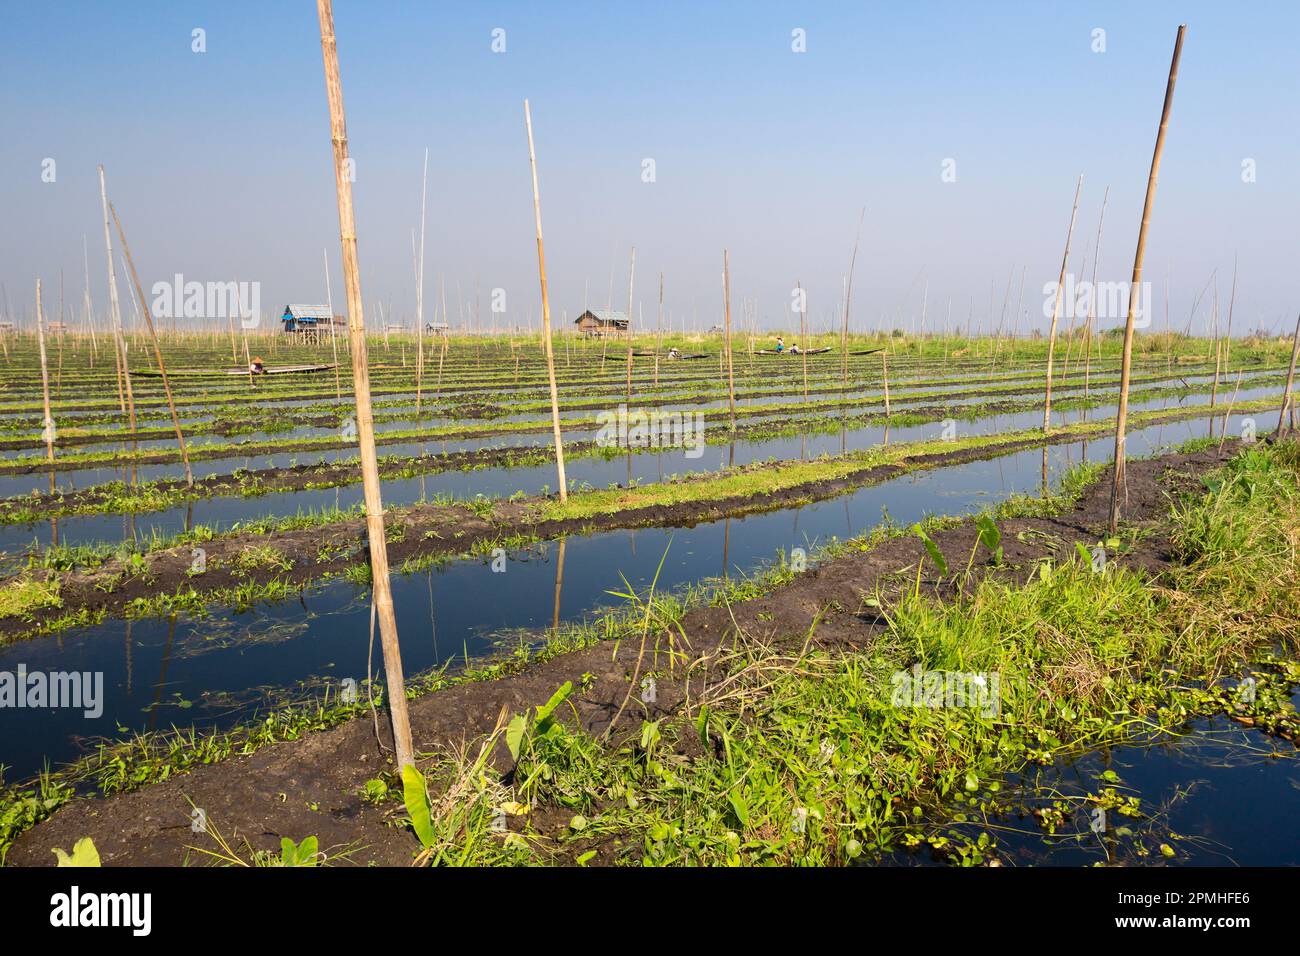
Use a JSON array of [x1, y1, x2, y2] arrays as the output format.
[[1043, 174, 1084, 433], [524, 99, 568, 502], [109, 202, 193, 487], [1276, 310, 1300, 438], [723, 251, 736, 431], [97, 166, 136, 432], [1110, 24, 1186, 534], [317, 0, 414, 770], [35, 280, 55, 470]]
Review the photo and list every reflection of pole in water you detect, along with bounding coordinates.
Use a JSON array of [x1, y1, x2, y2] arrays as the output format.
[[552, 536, 567, 637], [722, 517, 731, 580], [125, 619, 133, 694], [1041, 446, 1049, 498], [147, 614, 179, 732], [728, 437, 735, 469], [426, 569, 438, 664]]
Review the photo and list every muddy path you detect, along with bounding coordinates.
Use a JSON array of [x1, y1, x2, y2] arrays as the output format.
[[5, 445, 1231, 866]]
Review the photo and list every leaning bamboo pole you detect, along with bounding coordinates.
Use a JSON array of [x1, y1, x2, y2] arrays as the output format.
[[110, 202, 193, 487], [1082, 188, 1109, 400], [97, 166, 135, 430], [524, 99, 569, 503], [1042, 174, 1084, 433], [1277, 311, 1300, 438], [316, 0, 414, 770], [1110, 24, 1186, 534], [324, 249, 342, 402]]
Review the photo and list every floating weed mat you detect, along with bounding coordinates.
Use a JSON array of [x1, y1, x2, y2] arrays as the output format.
[[391, 440, 1299, 866]]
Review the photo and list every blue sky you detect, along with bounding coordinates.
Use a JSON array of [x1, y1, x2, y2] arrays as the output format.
[[2, 1, 1297, 336]]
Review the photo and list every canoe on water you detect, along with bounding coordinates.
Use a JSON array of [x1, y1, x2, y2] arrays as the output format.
[[134, 363, 339, 378], [223, 363, 338, 376], [757, 347, 832, 355], [849, 348, 886, 356]]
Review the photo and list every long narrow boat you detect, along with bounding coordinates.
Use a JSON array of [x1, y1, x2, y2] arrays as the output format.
[[756, 347, 832, 355], [134, 363, 338, 378]]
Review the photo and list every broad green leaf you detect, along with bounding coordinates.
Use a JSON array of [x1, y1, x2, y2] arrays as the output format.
[[534, 680, 574, 735], [280, 835, 319, 867], [401, 764, 436, 849], [728, 791, 750, 826], [912, 524, 948, 577], [506, 713, 528, 761], [52, 836, 100, 868]]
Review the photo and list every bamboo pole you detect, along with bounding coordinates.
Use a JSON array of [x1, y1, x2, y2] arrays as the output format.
[[1224, 253, 1237, 368], [1042, 174, 1084, 433], [654, 272, 663, 388], [1081, 186, 1108, 399], [35, 280, 55, 470], [625, 246, 635, 409], [1276, 311, 1300, 438], [723, 251, 736, 431], [1110, 24, 1186, 534], [798, 281, 809, 403], [524, 99, 569, 502], [98, 166, 135, 430], [109, 202, 193, 487], [415, 147, 428, 421], [316, 0, 414, 770]]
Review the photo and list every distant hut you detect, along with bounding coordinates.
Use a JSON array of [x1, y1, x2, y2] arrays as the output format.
[[426, 321, 450, 336], [281, 304, 342, 343], [574, 309, 629, 338]]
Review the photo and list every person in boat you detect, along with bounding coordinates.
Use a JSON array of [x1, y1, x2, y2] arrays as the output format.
[[250, 356, 266, 375], [789, 341, 801, 354], [775, 336, 785, 353], [667, 347, 680, 360]]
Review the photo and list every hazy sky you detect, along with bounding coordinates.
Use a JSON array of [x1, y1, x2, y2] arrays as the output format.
[[2, 1, 1297, 337]]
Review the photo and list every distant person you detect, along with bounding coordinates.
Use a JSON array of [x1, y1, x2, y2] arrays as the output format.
[[789, 342, 801, 354], [250, 356, 266, 375], [775, 336, 785, 353], [668, 347, 680, 360]]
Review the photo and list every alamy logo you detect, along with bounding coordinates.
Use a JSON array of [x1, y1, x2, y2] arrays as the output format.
[[151, 274, 260, 327], [1042, 275, 1152, 328], [50, 886, 151, 936], [889, 664, 1000, 717], [595, 404, 706, 458], [0, 664, 103, 718]]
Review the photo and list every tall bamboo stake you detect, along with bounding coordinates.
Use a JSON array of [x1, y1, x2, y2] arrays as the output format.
[[625, 246, 635, 409], [98, 166, 135, 430], [35, 281, 55, 471], [1110, 24, 1186, 534], [1042, 174, 1084, 433], [798, 281, 809, 403], [1224, 253, 1237, 368], [524, 99, 568, 502], [723, 251, 736, 431], [1277, 311, 1300, 438], [109, 202, 193, 487], [317, 0, 414, 770], [415, 147, 428, 421]]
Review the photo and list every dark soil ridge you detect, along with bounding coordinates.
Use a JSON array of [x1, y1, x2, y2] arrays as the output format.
[[0, 363, 1243, 471], [4, 445, 1227, 867], [1, 403, 1225, 645], [0, 401, 1036, 520]]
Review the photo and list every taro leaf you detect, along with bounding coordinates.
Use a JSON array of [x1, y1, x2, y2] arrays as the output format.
[[52, 836, 100, 868], [506, 713, 529, 761], [912, 524, 948, 577], [1075, 541, 1093, 565], [728, 790, 750, 827], [280, 835, 319, 867], [401, 764, 436, 849], [975, 514, 1002, 562], [534, 681, 574, 736]]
